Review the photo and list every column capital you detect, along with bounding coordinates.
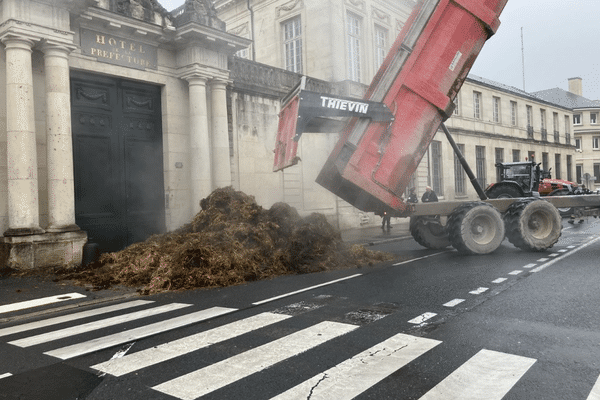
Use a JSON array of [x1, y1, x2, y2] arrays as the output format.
[[39, 41, 77, 57], [209, 78, 232, 88], [0, 34, 35, 51]]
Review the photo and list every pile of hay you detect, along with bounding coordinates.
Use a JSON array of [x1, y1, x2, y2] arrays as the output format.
[[55, 187, 393, 294]]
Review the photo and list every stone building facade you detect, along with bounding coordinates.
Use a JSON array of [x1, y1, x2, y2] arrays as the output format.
[[0, 0, 250, 268]]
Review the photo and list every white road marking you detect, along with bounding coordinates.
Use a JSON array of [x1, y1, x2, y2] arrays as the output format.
[[443, 299, 465, 307], [567, 245, 576, 249], [0, 300, 153, 338], [252, 274, 362, 305], [271, 333, 442, 400], [152, 321, 358, 400], [393, 251, 451, 266], [418, 349, 536, 400], [44, 307, 237, 360], [492, 278, 507, 284], [586, 374, 600, 400], [0, 373, 12, 379], [537, 258, 549, 262], [531, 236, 600, 273], [508, 270, 522, 275], [0, 293, 86, 315], [92, 312, 291, 377], [9, 303, 191, 348], [549, 253, 559, 257], [523, 263, 537, 269], [469, 287, 489, 295], [408, 312, 437, 324], [558, 249, 568, 253], [97, 342, 137, 377]]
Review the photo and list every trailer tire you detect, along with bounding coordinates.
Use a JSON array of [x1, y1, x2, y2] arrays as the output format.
[[409, 217, 450, 249], [485, 184, 523, 199], [447, 202, 505, 255], [504, 199, 562, 252], [548, 189, 573, 216]]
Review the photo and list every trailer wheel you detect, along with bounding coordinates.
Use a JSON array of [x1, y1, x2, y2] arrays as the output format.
[[548, 189, 573, 216], [447, 202, 505, 255], [409, 217, 450, 249], [504, 199, 562, 252]]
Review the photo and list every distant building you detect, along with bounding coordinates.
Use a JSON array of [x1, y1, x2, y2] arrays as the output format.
[[534, 78, 600, 189]]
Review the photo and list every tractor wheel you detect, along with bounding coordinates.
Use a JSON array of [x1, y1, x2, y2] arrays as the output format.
[[548, 189, 573, 216], [504, 199, 562, 252], [485, 184, 523, 199], [409, 217, 450, 249], [447, 202, 505, 255]]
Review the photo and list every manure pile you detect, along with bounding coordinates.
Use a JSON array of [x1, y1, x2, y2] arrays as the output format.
[[55, 187, 393, 294]]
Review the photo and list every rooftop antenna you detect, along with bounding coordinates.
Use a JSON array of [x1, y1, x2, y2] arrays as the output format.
[[521, 27, 526, 91]]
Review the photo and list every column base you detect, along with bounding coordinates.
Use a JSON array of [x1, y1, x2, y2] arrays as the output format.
[[0, 231, 88, 270], [45, 224, 81, 233], [4, 227, 46, 236]]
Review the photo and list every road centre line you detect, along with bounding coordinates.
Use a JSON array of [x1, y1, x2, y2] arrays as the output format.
[[408, 312, 437, 324], [443, 299, 465, 307], [393, 251, 451, 266], [508, 270, 522, 275], [252, 274, 362, 305], [537, 258, 549, 262], [0, 293, 87, 315], [549, 253, 559, 257], [0, 373, 12, 379], [523, 263, 537, 269], [531, 236, 600, 273], [469, 287, 489, 295], [492, 278, 507, 284]]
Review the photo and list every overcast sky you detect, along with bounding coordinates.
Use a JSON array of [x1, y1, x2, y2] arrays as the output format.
[[158, 0, 600, 100]]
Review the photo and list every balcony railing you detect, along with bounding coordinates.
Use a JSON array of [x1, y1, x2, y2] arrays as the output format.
[[541, 128, 547, 141], [566, 133, 571, 145], [527, 125, 534, 139], [554, 130, 560, 143]]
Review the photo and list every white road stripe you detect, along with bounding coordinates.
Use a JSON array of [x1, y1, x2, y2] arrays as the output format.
[[44, 307, 236, 360], [492, 278, 507, 284], [408, 312, 437, 324], [586, 374, 600, 400], [549, 253, 559, 257], [271, 333, 442, 400], [0, 293, 86, 315], [443, 299, 465, 307], [523, 263, 537, 269], [393, 251, 451, 266], [508, 270, 522, 275], [537, 258, 549, 262], [0, 300, 153, 338], [469, 287, 489, 295], [252, 274, 362, 305], [558, 249, 568, 253], [9, 303, 191, 348], [531, 236, 600, 273], [0, 372, 12, 379], [152, 321, 358, 400], [92, 312, 291, 377], [418, 349, 535, 400], [567, 245, 576, 249]]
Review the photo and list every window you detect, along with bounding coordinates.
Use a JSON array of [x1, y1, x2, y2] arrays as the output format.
[[476, 146, 486, 188], [510, 101, 517, 126], [453, 94, 460, 115], [555, 154, 561, 179], [565, 115, 571, 133], [573, 114, 582, 125], [540, 109, 546, 130], [553, 112, 559, 131], [235, 48, 248, 59], [567, 155, 573, 182], [591, 112, 598, 124], [526, 106, 533, 138], [593, 136, 600, 150], [473, 91, 482, 119], [283, 17, 302, 73], [347, 13, 362, 82], [374, 25, 387, 70], [431, 141, 443, 196], [454, 143, 466, 195], [512, 149, 520, 162], [575, 137, 582, 150], [495, 148, 504, 182], [493, 96, 501, 123], [542, 152, 549, 172], [576, 164, 583, 184], [594, 164, 600, 185]]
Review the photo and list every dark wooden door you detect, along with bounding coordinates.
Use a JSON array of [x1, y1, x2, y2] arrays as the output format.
[[71, 72, 165, 252]]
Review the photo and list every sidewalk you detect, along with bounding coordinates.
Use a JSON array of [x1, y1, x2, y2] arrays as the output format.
[[340, 219, 411, 245]]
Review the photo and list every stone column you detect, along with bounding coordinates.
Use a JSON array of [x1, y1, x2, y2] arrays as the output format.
[[2, 36, 44, 236], [210, 79, 231, 189], [187, 76, 212, 214], [41, 44, 79, 233]]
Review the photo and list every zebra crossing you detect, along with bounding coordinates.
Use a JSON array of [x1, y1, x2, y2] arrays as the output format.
[[1, 293, 600, 399]]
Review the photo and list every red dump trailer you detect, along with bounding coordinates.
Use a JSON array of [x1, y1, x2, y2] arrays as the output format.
[[274, 0, 600, 255]]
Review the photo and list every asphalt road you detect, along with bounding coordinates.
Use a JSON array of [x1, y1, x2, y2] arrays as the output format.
[[1, 218, 599, 399]]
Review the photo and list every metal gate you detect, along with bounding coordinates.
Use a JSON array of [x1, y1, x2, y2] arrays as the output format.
[[70, 72, 165, 252]]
